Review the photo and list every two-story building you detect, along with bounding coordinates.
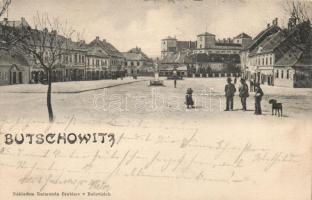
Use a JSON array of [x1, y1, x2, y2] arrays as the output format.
[[122, 47, 153, 76]]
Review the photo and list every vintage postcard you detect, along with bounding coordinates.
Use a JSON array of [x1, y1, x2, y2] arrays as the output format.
[[0, 0, 311, 199]]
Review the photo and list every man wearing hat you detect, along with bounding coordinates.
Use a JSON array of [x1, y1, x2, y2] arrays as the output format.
[[239, 78, 249, 111], [224, 77, 236, 111], [254, 82, 264, 115]]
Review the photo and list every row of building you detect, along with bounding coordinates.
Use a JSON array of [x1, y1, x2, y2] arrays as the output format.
[[159, 16, 312, 88], [241, 17, 312, 88], [0, 17, 153, 86]]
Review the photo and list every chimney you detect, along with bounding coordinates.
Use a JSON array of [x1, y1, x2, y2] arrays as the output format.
[[272, 18, 278, 26], [96, 36, 100, 41], [102, 39, 106, 43], [267, 23, 270, 28]]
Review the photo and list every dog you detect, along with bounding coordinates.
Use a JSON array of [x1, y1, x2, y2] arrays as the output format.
[[269, 99, 283, 117]]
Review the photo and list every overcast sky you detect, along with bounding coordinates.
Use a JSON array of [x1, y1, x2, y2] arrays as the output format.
[[5, 0, 290, 57]]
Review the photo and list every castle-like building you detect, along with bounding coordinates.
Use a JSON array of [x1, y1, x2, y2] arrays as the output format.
[[161, 32, 252, 59], [160, 31, 252, 77]]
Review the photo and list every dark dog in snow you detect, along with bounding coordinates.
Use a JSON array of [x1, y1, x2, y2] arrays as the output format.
[[269, 99, 283, 117]]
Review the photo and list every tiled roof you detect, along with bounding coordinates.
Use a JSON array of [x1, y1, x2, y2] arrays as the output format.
[[234, 33, 252, 39], [274, 45, 303, 67], [88, 37, 123, 58], [250, 30, 287, 55], [246, 25, 281, 51], [294, 46, 312, 68], [0, 48, 30, 66], [122, 52, 144, 61]]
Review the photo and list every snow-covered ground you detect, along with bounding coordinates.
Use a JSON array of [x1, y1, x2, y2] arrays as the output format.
[[0, 77, 311, 122], [0, 77, 311, 200]]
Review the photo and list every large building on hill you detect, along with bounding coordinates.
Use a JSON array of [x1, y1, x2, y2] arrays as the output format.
[[161, 36, 196, 59], [160, 31, 251, 76]]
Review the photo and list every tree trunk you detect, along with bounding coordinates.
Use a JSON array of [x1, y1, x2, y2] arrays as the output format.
[[47, 68, 54, 122]]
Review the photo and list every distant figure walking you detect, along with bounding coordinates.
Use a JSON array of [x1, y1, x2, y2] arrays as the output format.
[[224, 77, 236, 111], [239, 78, 249, 111], [174, 79, 177, 88], [185, 88, 194, 109], [250, 79, 254, 92], [254, 83, 264, 115]]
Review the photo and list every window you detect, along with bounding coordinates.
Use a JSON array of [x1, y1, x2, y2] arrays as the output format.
[[276, 69, 279, 78], [96, 59, 99, 67], [270, 57, 272, 65], [281, 70, 284, 79], [131, 61, 134, 66], [266, 57, 268, 65], [74, 54, 78, 64], [0, 72, 2, 80], [287, 70, 290, 79], [137, 61, 140, 66], [82, 56, 85, 63]]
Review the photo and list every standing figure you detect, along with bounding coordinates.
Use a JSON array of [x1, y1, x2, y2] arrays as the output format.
[[250, 79, 254, 92], [174, 79, 177, 88], [224, 77, 236, 111], [185, 88, 194, 109], [254, 83, 264, 115], [239, 78, 249, 111]]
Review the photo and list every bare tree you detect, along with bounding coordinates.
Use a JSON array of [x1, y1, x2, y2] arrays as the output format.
[[0, 0, 11, 18], [2, 13, 75, 122], [284, 0, 312, 23]]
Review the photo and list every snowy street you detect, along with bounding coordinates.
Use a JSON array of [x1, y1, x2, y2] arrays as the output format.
[[0, 77, 311, 123]]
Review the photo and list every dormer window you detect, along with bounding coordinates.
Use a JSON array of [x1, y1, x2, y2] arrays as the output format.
[[257, 47, 263, 53]]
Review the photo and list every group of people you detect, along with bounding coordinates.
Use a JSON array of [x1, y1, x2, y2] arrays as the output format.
[[224, 77, 263, 115], [184, 77, 264, 115]]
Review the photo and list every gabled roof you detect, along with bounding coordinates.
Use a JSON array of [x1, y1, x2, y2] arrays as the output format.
[[88, 37, 123, 58], [246, 25, 281, 51], [274, 45, 303, 67], [122, 52, 144, 61], [294, 46, 312, 68], [125, 47, 151, 61], [234, 33, 252, 39], [249, 30, 287, 56]]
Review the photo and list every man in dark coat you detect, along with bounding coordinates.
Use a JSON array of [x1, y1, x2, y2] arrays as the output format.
[[224, 77, 236, 111], [239, 78, 249, 111], [254, 83, 264, 115]]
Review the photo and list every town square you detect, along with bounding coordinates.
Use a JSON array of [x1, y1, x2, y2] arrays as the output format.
[[0, 1, 311, 200]]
